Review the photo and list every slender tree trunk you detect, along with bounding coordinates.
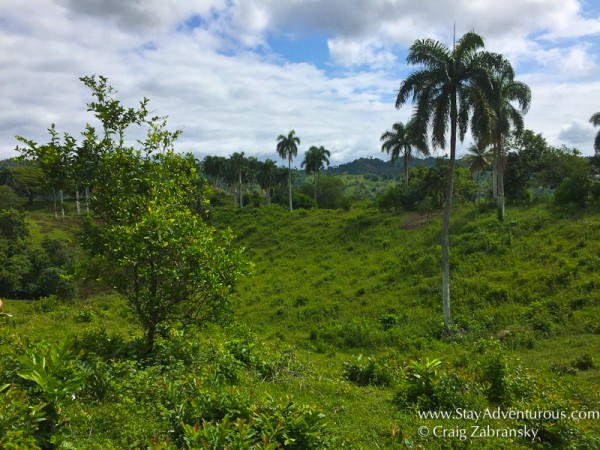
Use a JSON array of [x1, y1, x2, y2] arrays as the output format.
[[492, 154, 498, 200], [288, 156, 293, 212], [441, 91, 458, 334], [239, 170, 243, 208], [75, 188, 81, 215], [85, 186, 90, 215], [52, 187, 58, 218], [497, 139, 505, 221], [59, 189, 65, 217], [314, 170, 318, 206], [146, 323, 156, 354], [404, 152, 409, 191]]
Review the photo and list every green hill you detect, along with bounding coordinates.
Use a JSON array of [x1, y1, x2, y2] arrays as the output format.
[[2, 202, 599, 448]]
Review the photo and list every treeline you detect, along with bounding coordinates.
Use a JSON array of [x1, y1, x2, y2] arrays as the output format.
[[378, 130, 600, 212]]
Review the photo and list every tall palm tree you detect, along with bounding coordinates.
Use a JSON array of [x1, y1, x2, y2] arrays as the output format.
[[472, 58, 531, 221], [590, 112, 600, 153], [257, 159, 278, 205], [230, 152, 247, 208], [276, 130, 300, 212], [395, 32, 500, 333], [380, 118, 428, 190], [301, 145, 331, 206]]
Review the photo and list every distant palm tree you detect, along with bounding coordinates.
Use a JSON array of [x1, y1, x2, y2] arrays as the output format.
[[472, 58, 531, 221], [257, 159, 278, 205], [462, 140, 492, 175], [230, 152, 247, 208], [396, 32, 501, 333], [380, 119, 428, 190], [276, 130, 300, 212], [301, 145, 331, 206], [590, 112, 600, 153]]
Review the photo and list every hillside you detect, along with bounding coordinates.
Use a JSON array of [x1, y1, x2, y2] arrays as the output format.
[[1, 202, 599, 448]]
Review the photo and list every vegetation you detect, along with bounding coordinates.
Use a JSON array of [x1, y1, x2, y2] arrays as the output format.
[[1, 31, 600, 448]]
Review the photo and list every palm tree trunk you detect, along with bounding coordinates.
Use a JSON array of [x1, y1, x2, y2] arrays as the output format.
[[497, 139, 505, 221], [239, 169, 243, 208], [492, 156, 498, 200], [404, 153, 409, 191], [288, 155, 293, 212], [314, 170, 318, 206], [441, 91, 458, 334]]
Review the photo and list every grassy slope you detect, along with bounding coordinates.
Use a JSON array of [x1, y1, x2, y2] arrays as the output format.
[[3, 201, 600, 448], [215, 202, 600, 447]]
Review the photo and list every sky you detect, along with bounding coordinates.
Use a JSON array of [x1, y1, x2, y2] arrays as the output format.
[[1, 0, 600, 167]]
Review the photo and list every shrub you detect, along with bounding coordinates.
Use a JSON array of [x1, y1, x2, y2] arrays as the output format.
[[342, 354, 396, 386]]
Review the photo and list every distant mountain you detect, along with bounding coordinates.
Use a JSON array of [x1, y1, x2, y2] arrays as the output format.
[[327, 156, 439, 176]]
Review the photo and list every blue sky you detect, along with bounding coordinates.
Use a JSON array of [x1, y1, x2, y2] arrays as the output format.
[[1, 0, 600, 166]]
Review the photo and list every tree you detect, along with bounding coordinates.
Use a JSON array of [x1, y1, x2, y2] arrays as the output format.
[[590, 112, 600, 153], [462, 140, 492, 175], [301, 145, 331, 206], [230, 152, 247, 208], [22, 75, 250, 352], [472, 58, 531, 220], [395, 32, 500, 332], [257, 159, 278, 205], [380, 119, 428, 190], [10, 166, 45, 206], [276, 130, 300, 212]]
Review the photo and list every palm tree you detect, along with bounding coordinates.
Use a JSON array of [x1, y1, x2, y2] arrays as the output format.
[[301, 145, 331, 206], [395, 32, 500, 333], [276, 130, 300, 212], [462, 140, 492, 175], [380, 119, 428, 190], [230, 152, 247, 208], [257, 159, 278, 205], [590, 112, 600, 153], [472, 58, 531, 221]]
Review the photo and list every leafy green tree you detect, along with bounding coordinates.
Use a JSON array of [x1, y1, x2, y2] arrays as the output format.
[[472, 58, 531, 220], [301, 145, 331, 206], [10, 166, 45, 206], [395, 32, 500, 332], [74, 76, 250, 352], [16, 125, 74, 217], [380, 119, 428, 190], [276, 130, 300, 211]]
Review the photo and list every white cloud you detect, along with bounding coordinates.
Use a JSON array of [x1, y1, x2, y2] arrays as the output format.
[[1, 0, 600, 165]]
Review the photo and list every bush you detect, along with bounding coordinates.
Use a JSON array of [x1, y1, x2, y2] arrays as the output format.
[[342, 354, 396, 386]]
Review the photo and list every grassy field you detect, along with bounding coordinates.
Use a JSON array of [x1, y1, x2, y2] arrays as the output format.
[[1, 200, 599, 448]]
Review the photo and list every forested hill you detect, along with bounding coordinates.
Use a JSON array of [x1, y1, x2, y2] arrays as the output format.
[[327, 156, 438, 176]]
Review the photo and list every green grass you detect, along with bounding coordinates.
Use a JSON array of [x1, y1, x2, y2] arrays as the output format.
[[2, 201, 600, 448]]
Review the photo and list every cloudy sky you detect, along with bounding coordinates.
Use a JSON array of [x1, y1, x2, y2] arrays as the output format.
[[1, 0, 600, 166]]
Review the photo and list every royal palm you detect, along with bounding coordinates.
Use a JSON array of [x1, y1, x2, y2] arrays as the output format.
[[396, 32, 500, 332], [276, 130, 300, 212], [473, 58, 531, 221], [302, 145, 331, 206], [380, 119, 428, 191]]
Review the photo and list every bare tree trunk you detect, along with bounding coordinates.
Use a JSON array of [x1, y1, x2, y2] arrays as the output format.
[[497, 139, 505, 221], [442, 92, 458, 334], [239, 170, 243, 208], [59, 189, 65, 217], [404, 152, 409, 191], [288, 156, 293, 212], [52, 187, 58, 218], [75, 188, 81, 215], [492, 155, 498, 200], [85, 186, 90, 215]]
